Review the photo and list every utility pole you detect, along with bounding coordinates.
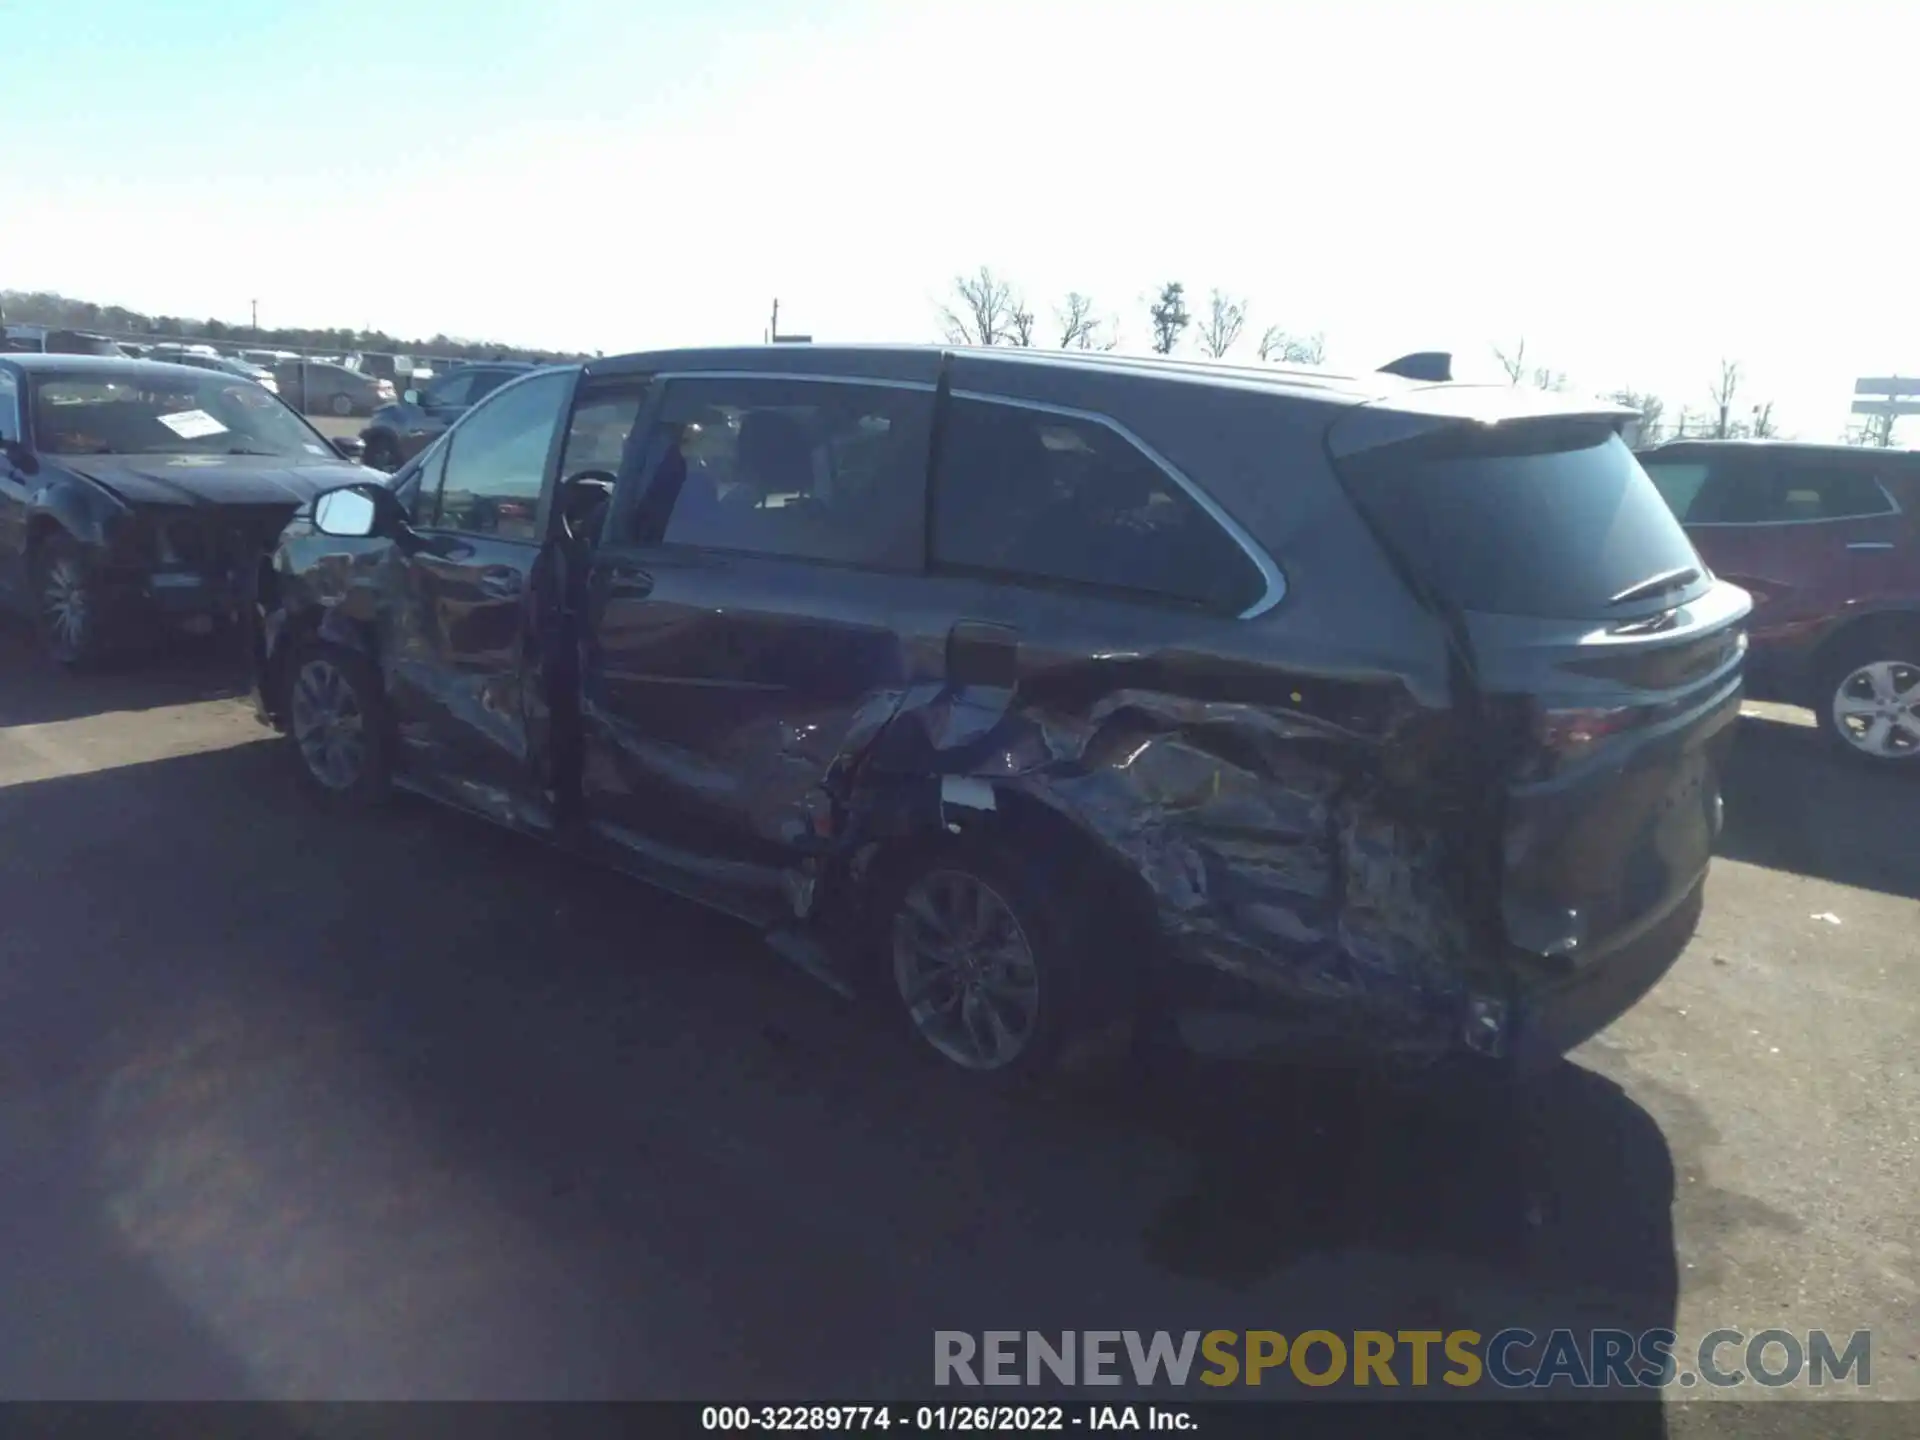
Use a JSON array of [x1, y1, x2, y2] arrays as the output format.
[[767, 297, 811, 345], [250, 298, 259, 333]]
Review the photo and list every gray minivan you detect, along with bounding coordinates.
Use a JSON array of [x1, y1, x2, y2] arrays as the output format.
[[249, 345, 1751, 1080]]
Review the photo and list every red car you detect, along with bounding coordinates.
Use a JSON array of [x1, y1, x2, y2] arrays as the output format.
[[1639, 440, 1920, 768]]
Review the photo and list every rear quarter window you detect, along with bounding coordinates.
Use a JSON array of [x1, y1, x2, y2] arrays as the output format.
[[1339, 425, 1707, 620]]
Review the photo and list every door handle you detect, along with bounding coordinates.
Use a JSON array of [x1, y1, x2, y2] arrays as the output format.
[[1846, 541, 1894, 551], [477, 565, 523, 598], [606, 561, 654, 599]]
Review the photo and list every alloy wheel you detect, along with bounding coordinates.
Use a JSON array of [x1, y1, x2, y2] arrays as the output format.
[[290, 658, 368, 791], [40, 554, 91, 663], [1831, 659, 1920, 761], [892, 868, 1042, 1071]]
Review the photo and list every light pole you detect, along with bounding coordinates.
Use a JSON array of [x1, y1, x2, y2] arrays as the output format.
[[250, 298, 259, 333]]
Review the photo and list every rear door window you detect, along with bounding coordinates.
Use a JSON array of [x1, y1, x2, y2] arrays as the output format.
[[930, 397, 1266, 614], [1732, 462, 1897, 523], [631, 376, 931, 570], [1339, 425, 1708, 620]]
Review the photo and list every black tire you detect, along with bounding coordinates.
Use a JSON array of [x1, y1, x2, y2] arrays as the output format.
[[285, 642, 393, 807], [329, 392, 355, 417], [30, 532, 120, 670], [362, 432, 401, 472], [867, 833, 1087, 1081], [1813, 625, 1920, 770]]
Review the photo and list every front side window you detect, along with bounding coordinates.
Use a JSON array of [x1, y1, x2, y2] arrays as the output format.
[[422, 372, 476, 408], [429, 369, 574, 541], [467, 369, 519, 404], [28, 369, 338, 461], [560, 381, 650, 477], [634, 376, 931, 569], [931, 397, 1265, 613]]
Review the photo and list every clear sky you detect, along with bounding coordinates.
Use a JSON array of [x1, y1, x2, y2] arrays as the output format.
[[5, 0, 1917, 438]]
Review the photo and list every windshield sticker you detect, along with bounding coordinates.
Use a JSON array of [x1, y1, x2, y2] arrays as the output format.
[[156, 408, 229, 439]]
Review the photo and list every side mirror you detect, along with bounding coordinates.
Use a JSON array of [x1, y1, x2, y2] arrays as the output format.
[[311, 484, 390, 539], [402, 389, 420, 406], [331, 434, 366, 461]]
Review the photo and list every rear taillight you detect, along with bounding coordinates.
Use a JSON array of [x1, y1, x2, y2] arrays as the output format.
[[1522, 703, 1652, 779]]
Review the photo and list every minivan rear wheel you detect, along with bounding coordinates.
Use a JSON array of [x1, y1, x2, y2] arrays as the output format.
[[287, 643, 392, 805], [873, 837, 1081, 1080], [1817, 629, 1920, 769]]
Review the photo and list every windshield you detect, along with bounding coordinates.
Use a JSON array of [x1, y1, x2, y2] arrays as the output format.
[[30, 369, 338, 460]]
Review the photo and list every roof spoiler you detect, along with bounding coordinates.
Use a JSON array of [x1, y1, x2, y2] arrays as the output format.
[[1377, 351, 1452, 382]]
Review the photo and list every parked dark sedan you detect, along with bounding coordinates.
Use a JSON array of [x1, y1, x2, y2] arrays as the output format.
[[1639, 439, 1920, 768], [271, 359, 393, 417], [0, 354, 388, 666], [358, 360, 538, 470], [252, 346, 1750, 1081]]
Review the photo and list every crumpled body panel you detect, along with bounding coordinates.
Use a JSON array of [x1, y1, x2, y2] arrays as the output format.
[[835, 679, 1487, 1062]]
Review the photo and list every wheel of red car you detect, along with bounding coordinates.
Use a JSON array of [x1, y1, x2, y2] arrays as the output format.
[[31, 532, 119, 670], [286, 643, 393, 805], [1817, 627, 1920, 768], [872, 835, 1084, 1079]]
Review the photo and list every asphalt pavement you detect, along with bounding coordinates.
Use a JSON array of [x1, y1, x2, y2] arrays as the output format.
[[0, 629, 1913, 1406]]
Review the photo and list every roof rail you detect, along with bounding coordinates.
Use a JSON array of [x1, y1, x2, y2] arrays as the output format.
[[1377, 351, 1451, 382]]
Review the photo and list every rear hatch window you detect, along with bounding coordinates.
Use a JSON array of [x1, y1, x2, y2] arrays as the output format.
[[1337, 421, 1710, 620]]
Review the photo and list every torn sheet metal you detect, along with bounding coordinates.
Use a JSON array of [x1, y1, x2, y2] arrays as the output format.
[[830, 678, 1490, 1061]]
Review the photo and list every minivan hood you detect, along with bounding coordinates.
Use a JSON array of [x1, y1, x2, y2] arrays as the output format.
[[62, 454, 381, 508]]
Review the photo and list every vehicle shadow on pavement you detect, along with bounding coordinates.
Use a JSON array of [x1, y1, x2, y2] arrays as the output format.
[[0, 625, 247, 729], [0, 739, 1674, 1419], [1717, 713, 1920, 902]]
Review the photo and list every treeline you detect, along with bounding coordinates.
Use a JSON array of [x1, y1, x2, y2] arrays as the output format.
[[0, 289, 588, 365], [938, 267, 1327, 365]]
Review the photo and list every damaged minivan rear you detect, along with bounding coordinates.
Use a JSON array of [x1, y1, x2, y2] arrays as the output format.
[[252, 346, 1748, 1081]]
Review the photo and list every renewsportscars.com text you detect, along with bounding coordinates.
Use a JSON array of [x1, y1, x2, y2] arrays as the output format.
[[934, 1329, 1872, 1391]]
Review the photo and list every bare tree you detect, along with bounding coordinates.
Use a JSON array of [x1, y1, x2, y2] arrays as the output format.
[[1197, 290, 1247, 359], [1257, 327, 1326, 365], [1748, 400, 1778, 439], [1056, 293, 1097, 349], [1708, 359, 1742, 439], [1492, 338, 1568, 390], [1009, 306, 1037, 347], [940, 267, 1020, 347], [1493, 338, 1530, 384], [1148, 282, 1191, 355], [1609, 389, 1666, 446], [1849, 410, 1900, 447], [1053, 293, 1120, 351]]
